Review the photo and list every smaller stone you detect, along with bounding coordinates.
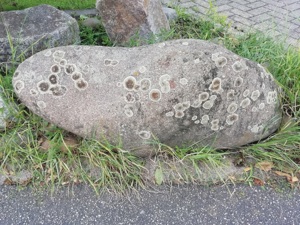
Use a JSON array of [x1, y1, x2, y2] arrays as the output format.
[[81, 18, 101, 29], [10, 170, 33, 185], [96, 0, 170, 44], [0, 175, 7, 185], [0, 4, 80, 68], [162, 7, 178, 22]]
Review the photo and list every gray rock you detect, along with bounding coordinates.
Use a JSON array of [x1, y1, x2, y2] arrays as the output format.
[[0, 4, 80, 68], [81, 18, 102, 29], [96, 0, 170, 45], [161, 0, 178, 6], [144, 156, 245, 185], [0, 174, 7, 185], [162, 7, 178, 22], [10, 170, 33, 185], [12, 39, 282, 156], [64, 9, 98, 19]]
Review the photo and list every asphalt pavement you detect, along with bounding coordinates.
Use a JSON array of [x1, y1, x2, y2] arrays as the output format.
[[1, 184, 300, 225]]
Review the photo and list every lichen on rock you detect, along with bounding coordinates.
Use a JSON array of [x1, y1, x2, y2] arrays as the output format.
[[12, 39, 282, 156]]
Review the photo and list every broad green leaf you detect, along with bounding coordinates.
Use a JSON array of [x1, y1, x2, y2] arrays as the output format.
[[154, 167, 164, 185]]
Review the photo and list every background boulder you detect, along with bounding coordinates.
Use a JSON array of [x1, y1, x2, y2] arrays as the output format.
[[0, 4, 80, 69], [96, 0, 170, 45]]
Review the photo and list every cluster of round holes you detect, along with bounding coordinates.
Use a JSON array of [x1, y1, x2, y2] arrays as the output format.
[[53, 50, 65, 59], [125, 92, 136, 103], [227, 89, 235, 100], [199, 92, 209, 102], [138, 131, 151, 139], [251, 90, 260, 101], [192, 92, 209, 108], [59, 59, 67, 67], [166, 111, 174, 117], [201, 115, 209, 125], [14, 80, 24, 93], [202, 95, 217, 110], [49, 74, 58, 85], [211, 53, 227, 67], [175, 111, 184, 118], [226, 114, 239, 125], [104, 59, 119, 66], [267, 91, 278, 104], [149, 89, 161, 102], [124, 105, 134, 117], [75, 78, 88, 91], [37, 81, 50, 93], [159, 74, 171, 94], [211, 119, 220, 131], [51, 64, 60, 73], [232, 60, 247, 72], [71, 72, 82, 81], [240, 98, 251, 108], [179, 78, 188, 85], [173, 101, 190, 112], [234, 77, 243, 87], [50, 85, 67, 97], [140, 79, 151, 91], [227, 102, 238, 114], [243, 89, 250, 97], [65, 64, 76, 75], [215, 57, 227, 67], [123, 76, 136, 91], [172, 101, 190, 118], [209, 78, 223, 93], [30, 89, 38, 96]]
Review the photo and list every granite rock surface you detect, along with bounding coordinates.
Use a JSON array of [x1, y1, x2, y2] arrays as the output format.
[[96, 0, 170, 45], [0, 4, 80, 68], [13, 39, 282, 156]]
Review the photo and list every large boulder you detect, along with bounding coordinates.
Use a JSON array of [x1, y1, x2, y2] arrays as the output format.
[[96, 0, 170, 45], [0, 5, 80, 68], [12, 39, 282, 156]]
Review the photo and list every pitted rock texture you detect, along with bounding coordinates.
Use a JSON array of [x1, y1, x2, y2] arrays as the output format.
[[13, 39, 282, 156], [96, 0, 170, 45], [0, 5, 80, 68]]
